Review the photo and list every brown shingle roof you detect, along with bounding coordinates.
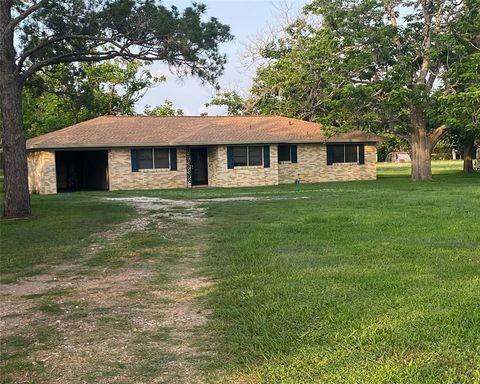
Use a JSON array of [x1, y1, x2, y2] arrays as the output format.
[[26, 115, 383, 149]]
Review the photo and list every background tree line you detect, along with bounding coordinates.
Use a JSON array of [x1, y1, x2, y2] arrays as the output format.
[[210, 0, 480, 175], [21, 59, 185, 139]]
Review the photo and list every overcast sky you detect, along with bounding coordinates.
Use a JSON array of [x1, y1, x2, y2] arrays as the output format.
[[135, 0, 308, 116]]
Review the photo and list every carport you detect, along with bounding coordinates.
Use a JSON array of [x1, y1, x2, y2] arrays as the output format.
[[55, 150, 109, 192]]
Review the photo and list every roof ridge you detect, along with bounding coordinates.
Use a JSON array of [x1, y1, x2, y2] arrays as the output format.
[[99, 114, 294, 118]]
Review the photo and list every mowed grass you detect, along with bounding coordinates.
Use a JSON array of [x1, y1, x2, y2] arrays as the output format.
[[200, 164, 480, 383], [1, 161, 479, 383], [0, 193, 135, 282]]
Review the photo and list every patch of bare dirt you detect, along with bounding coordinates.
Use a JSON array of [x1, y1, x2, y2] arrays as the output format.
[[2, 194, 307, 383], [1, 195, 211, 383]]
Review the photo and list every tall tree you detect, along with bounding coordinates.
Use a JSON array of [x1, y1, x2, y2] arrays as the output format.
[[0, 0, 232, 218], [433, 0, 480, 173], [248, 0, 479, 180], [23, 60, 162, 138], [436, 55, 480, 172]]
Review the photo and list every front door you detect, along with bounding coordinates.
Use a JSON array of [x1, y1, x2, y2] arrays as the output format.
[[190, 148, 208, 186]]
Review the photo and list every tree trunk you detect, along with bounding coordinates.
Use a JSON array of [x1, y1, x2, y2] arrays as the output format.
[[1, 2, 31, 218], [462, 134, 475, 174], [410, 106, 432, 181]]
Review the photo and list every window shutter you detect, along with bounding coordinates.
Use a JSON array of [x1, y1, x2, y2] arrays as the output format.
[[169, 148, 177, 170], [358, 144, 365, 164], [227, 146, 234, 169], [263, 145, 270, 168], [131, 149, 139, 172], [291, 145, 298, 163], [326, 145, 334, 166]]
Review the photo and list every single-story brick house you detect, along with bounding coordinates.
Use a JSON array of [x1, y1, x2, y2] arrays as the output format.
[[26, 115, 383, 194]]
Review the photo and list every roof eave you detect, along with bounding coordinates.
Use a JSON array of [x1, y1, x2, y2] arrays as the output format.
[[27, 138, 384, 151]]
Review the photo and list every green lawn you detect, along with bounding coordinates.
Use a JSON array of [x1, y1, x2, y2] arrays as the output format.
[[1, 161, 479, 383], [202, 166, 480, 383], [0, 194, 136, 282]]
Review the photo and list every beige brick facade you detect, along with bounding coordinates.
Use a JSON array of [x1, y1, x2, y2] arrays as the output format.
[[278, 143, 376, 184], [27, 151, 57, 194], [28, 143, 377, 194], [109, 148, 188, 190], [207, 145, 279, 187]]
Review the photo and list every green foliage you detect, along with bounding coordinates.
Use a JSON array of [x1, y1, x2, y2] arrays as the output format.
[[248, 0, 479, 141], [23, 60, 162, 137], [143, 100, 184, 116], [432, 0, 480, 150], [15, 0, 233, 83], [377, 133, 409, 162], [13, 1, 233, 137], [206, 91, 246, 115]]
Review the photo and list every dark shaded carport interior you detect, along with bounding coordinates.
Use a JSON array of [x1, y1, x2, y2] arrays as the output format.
[[55, 150, 109, 192]]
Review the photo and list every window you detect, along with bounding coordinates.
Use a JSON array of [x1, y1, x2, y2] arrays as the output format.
[[278, 145, 291, 162], [154, 148, 170, 168], [137, 149, 154, 169], [345, 144, 358, 163], [233, 146, 263, 166], [136, 148, 170, 169], [248, 146, 263, 166], [233, 146, 247, 166], [328, 144, 361, 164]]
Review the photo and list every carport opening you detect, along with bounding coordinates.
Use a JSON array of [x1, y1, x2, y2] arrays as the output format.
[[56, 150, 109, 192]]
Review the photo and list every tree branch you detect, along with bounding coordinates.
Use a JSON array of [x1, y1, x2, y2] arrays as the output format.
[[390, 128, 412, 142], [384, 1, 401, 49], [15, 34, 128, 75], [428, 124, 448, 147], [20, 46, 196, 84], [6, 0, 46, 33], [417, 0, 433, 85], [21, 51, 121, 81]]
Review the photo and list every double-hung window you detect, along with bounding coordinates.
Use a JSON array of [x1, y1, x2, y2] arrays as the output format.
[[233, 146, 263, 166]]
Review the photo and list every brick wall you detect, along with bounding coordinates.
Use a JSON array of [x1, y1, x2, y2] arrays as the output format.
[[27, 144, 377, 194], [27, 151, 57, 194], [208, 145, 279, 187], [278, 143, 377, 184], [108, 148, 188, 190]]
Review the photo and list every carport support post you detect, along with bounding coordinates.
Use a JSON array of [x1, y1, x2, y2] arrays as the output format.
[[0, 3, 31, 218]]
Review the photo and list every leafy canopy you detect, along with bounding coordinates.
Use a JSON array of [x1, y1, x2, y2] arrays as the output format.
[[23, 60, 162, 137], [12, 0, 233, 84], [247, 0, 479, 142]]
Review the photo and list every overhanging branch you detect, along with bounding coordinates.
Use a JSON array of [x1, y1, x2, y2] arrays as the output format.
[[15, 34, 129, 75], [428, 124, 448, 148], [21, 51, 121, 81], [6, 0, 46, 33]]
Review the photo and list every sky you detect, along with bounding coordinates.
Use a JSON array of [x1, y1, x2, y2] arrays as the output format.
[[135, 0, 308, 116]]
